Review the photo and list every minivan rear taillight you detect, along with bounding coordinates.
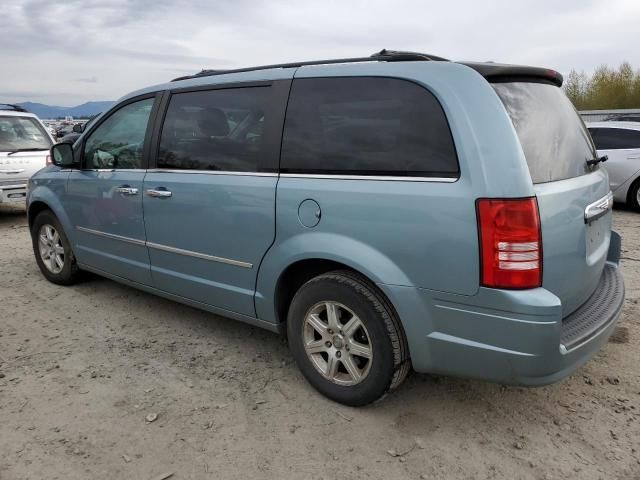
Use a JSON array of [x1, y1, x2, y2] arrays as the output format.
[[476, 197, 542, 289]]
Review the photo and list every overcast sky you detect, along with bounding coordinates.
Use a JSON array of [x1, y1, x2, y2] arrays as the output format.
[[1, 0, 639, 106]]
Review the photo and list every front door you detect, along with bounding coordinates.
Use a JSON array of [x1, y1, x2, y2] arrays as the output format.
[[65, 96, 156, 284], [142, 82, 289, 316]]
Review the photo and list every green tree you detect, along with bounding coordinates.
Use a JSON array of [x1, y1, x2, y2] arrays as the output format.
[[564, 62, 640, 110]]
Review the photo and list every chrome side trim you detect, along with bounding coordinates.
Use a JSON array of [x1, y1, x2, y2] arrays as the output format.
[[76, 226, 146, 246], [146, 241, 253, 268], [147, 169, 278, 177], [84, 169, 148, 173], [76, 226, 253, 268], [280, 173, 458, 182], [584, 191, 614, 224]]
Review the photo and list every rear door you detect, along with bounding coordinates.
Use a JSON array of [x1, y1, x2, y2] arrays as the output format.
[[589, 126, 640, 193], [64, 96, 157, 284], [493, 82, 612, 316], [142, 81, 290, 316]]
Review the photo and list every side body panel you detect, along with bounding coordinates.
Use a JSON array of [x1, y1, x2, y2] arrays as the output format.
[[256, 61, 536, 323], [142, 172, 278, 316], [141, 75, 294, 317], [64, 169, 151, 284]]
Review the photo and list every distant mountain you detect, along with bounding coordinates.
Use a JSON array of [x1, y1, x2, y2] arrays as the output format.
[[16, 101, 115, 119]]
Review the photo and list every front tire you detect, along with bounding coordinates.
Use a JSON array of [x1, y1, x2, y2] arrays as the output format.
[[31, 210, 80, 285], [287, 270, 410, 406]]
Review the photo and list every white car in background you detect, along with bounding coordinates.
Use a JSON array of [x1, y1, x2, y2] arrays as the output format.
[[587, 121, 640, 211], [0, 105, 54, 204]]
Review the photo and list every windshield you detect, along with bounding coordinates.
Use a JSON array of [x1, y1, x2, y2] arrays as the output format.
[[0, 116, 53, 152], [492, 82, 597, 184]]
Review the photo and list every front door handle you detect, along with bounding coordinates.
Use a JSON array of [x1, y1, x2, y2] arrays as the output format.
[[115, 185, 139, 195], [146, 188, 172, 198], [1, 169, 25, 174]]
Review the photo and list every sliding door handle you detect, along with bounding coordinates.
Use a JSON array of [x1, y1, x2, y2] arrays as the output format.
[[115, 186, 139, 195], [146, 188, 172, 198]]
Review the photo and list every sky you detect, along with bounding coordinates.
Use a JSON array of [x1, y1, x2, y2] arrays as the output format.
[[1, 0, 639, 106]]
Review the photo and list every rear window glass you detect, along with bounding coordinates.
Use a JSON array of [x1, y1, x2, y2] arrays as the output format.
[[589, 127, 640, 150], [158, 87, 273, 172], [0, 116, 52, 152], [492, 82, 597, 184], [281, 77, 458, 177]]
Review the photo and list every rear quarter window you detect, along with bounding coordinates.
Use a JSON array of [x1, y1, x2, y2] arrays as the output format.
[[281, 77, 459, 177], [492, 82, 597, 184]]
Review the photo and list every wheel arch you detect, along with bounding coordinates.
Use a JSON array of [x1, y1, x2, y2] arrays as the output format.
[[270, 258, 407, 342], [625, 174, 640, 208], [28, 200, 52, 229]]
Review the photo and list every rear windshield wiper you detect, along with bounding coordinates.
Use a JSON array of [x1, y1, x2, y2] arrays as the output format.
[[586, 155, 608, 167], [6, 148, 48, 156]]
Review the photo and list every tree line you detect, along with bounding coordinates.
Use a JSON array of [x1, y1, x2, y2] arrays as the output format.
[[564, 62, 640, 110]]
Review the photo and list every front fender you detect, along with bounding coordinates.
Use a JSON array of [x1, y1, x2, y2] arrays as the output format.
[[28, 177, 74, 243], [254, 231, 411, 323]]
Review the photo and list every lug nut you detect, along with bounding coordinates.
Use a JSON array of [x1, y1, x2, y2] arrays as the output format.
[[336, 351, 342, 358], [327, 329, 333, 334], [325, 341, 332, 348]]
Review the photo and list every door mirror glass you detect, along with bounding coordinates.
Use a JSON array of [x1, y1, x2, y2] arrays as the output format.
[[51, 142, 75, 167], [72, 123, 83, 133]]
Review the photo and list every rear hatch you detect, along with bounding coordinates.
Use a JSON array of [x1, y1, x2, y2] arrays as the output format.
[[492, 81, 611, 316], [0, 151, 49, 186], [0, 114, 52, 186]]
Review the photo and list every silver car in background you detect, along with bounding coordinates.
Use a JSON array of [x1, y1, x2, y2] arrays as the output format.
[[0, 104, 54, 204], [587, 121, 640, 211]]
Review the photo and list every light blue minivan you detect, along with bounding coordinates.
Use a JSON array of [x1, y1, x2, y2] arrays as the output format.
[[29, 50, 624, 405]]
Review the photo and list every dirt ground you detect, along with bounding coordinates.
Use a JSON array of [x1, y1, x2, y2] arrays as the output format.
[[0, 203, 638, 480]]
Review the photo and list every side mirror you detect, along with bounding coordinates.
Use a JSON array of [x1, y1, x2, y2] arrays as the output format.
[[72, 123, 83, 133], [51, 143, 76, 168]]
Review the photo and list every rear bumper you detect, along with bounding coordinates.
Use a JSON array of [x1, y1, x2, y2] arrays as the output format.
[[0, 184, 27, 203], [379, 233, 625, 386]]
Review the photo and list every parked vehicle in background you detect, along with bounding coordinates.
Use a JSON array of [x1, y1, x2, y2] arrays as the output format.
[[587, 121, 640, 211], [604, 114, 640, 123], [59, 115, 100, 145], [28, 50, 624, 405], [0, 104, 54, 204]]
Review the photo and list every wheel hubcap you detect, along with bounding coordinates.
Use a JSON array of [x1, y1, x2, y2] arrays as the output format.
[[302, 301, 373, 386], [38, 224, 65, 274]]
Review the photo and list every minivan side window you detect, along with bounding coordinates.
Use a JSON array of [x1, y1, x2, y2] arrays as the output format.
[[83, 98, 154, 169], [590, 128, 640, 150], [158, 87, 273, 172], [280, 77, 459, 177]]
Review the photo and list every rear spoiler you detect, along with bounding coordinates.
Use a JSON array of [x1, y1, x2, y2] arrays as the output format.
[[460, 62, 563, 87]]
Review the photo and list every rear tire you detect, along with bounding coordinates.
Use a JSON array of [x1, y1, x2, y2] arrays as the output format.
[[31, 210, 80, 285], [628, 178, 640, 212], [287, 270, 410, 406]]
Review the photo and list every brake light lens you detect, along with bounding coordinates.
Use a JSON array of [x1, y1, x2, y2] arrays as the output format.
[[476, 197, 542, 289], [45, 155, 52, 165]]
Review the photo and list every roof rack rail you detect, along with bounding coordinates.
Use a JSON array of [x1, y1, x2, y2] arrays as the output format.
[[0, 103, 28, 113], [171, 49, 448, 82]]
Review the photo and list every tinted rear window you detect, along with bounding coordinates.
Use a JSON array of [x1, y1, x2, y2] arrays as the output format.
[[158, 87, 274, 172], [0, 116, 52, 151], [281, 77, 458, 177], [589, 127, 640, 150], [492, 82, 597, 184]]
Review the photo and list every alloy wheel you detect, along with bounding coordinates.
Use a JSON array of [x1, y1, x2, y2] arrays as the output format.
[[302, 301, 373, 386], [38, 224, 65, 274]]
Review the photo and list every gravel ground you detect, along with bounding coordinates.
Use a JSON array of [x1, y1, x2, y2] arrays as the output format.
[[0, 203, 639, 480]]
